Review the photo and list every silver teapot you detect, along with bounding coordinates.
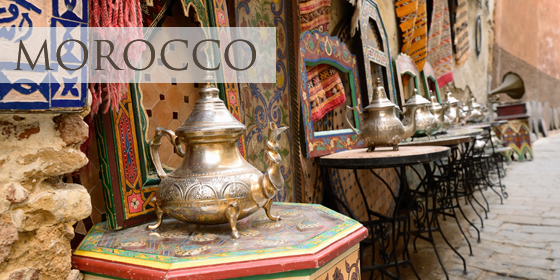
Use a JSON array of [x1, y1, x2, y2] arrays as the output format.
[[402, 89, 437, 138], [147, 72, 288, 238], [467, 96, 485, 123], [428, 90, 451, 134], [345, 78, 418, 151], [442, 87, 460, 125]]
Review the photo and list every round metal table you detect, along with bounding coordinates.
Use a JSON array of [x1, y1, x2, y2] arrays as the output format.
[[318, 146, 450, 279]]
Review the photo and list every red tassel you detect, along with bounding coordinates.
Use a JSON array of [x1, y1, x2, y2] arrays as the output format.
[[83, 0, 145, 157]]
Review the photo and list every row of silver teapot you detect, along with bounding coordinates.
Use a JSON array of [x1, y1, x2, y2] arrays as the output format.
[[345, 79, 462, 151]]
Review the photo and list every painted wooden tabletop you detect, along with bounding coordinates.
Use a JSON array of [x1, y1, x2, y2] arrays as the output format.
[[72, 203, 367, 279]]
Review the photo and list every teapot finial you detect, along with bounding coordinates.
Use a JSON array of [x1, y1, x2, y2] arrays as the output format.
[[203, 70, 215, 85]]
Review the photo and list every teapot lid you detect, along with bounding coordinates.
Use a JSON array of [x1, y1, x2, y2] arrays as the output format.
[[428, 91, 442, 110], [443, 87, 459, 104], [365, 78, 397, 109], [175, 71, 246, 139], [469, 96, 481, 108], [403, 89, 430, 107]]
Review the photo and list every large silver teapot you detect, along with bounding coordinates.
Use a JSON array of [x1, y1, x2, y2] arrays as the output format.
[[345, 78, 418, 151], [403, 89, 437, 138], [147, 72, 287, 239]]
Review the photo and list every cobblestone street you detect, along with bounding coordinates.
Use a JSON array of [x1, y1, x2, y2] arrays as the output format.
[[408, 133, 560, 280]]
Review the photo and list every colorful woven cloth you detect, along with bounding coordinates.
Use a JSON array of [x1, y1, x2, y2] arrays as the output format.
[[427, 0, 454, 87], [395, 0, 428, 71], [306, 64, 347, 122], [89, 0, 144, 114], [300, 0, 331, 32], [453, 0, 470, 67]]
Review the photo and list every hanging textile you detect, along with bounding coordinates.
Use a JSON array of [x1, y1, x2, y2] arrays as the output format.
[[300, 0, 331, 32], [346, 0, 362, 37], [300, 0, 345, 122], [453, 0, 470, 67], [426, 0, 454, 87], [306, 64, 347, 122], [395, 0, 428, 71], [82, 0, 145, 159], [89, 0, 145, 115], [141, 0, 170, 29]]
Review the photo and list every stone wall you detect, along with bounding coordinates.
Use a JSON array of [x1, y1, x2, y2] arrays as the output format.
[[491, 45, 560, 107], [446, 0, 496, 104], [0, 113, 91, 280], [492, 0, 560, 108]]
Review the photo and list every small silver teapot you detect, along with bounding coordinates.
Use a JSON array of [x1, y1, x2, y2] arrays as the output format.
[[467, 96, 485, 123], [345, 78, 419, 151], [428, 90, 451, 134], [402, 89, 437, 138], [442, 87, 460, 125]]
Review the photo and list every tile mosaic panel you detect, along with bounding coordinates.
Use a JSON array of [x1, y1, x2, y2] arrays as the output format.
[[299, 31, 365, 158], [236, 0, 295, 202], [360, 0, 397, 104], [494, 119, 534, 161], [0, 0, 88, 112], [140, 82, 199, 168]]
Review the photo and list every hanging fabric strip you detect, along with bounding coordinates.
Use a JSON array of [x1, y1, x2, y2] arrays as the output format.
[[453, 0, 470, 67], [395, 0, 428, 71], [300, 0, 331, 32], [300, 0, 346, 122], [89, 0, 145, 115], [306, 64, 347, 122], [427, 0, 454, 87]]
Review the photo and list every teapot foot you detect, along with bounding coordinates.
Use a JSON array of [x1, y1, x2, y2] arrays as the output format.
[[226, 202, 240, 239], [392, 145, 399, 151], [147, 197, 164, 230], [264, 199, 281, 222]]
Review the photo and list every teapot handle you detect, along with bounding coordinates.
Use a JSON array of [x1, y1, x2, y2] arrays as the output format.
[[345, 105, 363, 135], [149, 127, 185, 179]]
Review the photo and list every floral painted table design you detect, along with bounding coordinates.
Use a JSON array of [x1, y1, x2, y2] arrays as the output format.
[[72, 203, 367, 280]]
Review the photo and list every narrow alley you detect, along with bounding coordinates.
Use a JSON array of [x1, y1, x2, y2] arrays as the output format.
[[410, 132, 560, 280]]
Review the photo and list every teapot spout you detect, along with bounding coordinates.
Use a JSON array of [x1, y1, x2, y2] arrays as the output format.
[[250, 122, 288, 221], [402, 105, 419, 139]]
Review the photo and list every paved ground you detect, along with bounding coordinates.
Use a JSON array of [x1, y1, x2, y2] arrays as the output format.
[[405, 132, 560, 280]]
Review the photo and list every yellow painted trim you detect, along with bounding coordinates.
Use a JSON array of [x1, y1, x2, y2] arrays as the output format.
[[74, 223, 363, 270]]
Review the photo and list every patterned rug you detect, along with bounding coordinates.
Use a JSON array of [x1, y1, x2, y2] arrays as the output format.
[[300, 0, 331, 32], [453, 0, 470, 67], [306, 64, 347, 122], [395, 0, 428, 71], [300, 0, 345, 123], [426, 0, 454, 87]]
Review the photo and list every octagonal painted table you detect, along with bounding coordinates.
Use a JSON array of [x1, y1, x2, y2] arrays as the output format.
[[72, 203, 368, 280]]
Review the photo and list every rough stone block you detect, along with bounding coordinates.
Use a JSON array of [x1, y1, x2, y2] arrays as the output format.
[[0, 216, 18, 263], [54, 114, 89, 147], [13, 183, 91, 232]]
